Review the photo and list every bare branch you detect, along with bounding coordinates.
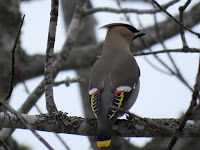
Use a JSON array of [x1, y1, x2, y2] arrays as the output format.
[[166, 56, 200, 150], [0, 98, 54, 150], [4, 15, 25, 101], [53, 77, 86, 86], [137, 16, 178, 76], [83, 0, 180, 15], [143, 56, 172, 75], [133, 48, 200, 56], [151, 2, 183, 78], [179, 0, 191, 48], [110, 106, 174, 136], [0, 140, 11, 150], [1, 112, 200, 138], [137, 16, 194, 91], [44, 0, 59, 114], [151, 0, 200, 38], [19, 73, 70, 150]]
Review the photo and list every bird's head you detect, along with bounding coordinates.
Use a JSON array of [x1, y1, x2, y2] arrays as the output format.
[[100, 23, 145, 44]]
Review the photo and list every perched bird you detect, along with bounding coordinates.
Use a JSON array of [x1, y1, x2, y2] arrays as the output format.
[[88, 23, 145, 148]]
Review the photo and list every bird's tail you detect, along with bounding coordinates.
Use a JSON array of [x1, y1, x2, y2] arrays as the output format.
[[97, 131, 111, 147], [97, 139, 111, 148], [97, 117, 112, 147]]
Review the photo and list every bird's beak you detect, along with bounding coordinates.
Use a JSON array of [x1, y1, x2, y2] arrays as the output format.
[[135, 31, 145, 38]]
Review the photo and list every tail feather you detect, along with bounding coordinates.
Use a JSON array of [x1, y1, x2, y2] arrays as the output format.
[[97, 139, 111, 147], [97, 116, 112, 147]]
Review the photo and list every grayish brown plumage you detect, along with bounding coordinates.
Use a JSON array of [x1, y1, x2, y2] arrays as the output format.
[[88, 23, 145, 147]]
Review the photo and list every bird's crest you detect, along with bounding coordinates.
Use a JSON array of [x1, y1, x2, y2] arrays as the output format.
[[99, 23, 140, 33], [99, 23, 130, 29]]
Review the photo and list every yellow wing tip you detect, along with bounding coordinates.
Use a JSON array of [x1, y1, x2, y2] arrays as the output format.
[[97, 139, 111, 147]]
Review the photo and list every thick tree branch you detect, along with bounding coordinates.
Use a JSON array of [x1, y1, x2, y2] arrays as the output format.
[[0, 113, 200, 138]]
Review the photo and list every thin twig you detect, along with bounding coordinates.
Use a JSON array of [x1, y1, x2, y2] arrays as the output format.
[[143, 56, 172, 75], [55, 134, 70, 150], [138, 9, 193, 91], [151, 0, 200, 38], [0, 140, 11, 150], [44, 0, 59, 113], [179, 0, 191, 48], [116, 0, 131, 23], [53, 77, 86, 86], [0, 98, 54, 150], [4, 15, 25, 101], [167, 56, 200, 150], [83, 0, 180, 15], [137, 15, 177, 75], [133, 48, 200, 56], [137, 16, 193, 91], [151, 1, 181, 76], [18, 70, 71, 150]]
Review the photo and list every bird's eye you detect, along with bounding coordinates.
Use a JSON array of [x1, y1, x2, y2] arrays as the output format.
[[127, 26, 132, 31]]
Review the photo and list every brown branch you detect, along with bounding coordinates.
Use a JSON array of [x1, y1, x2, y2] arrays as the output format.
[[0, 98, 54, 150], [18, 71, 70, 150], [0, 140, 10, 150], [110, 106, 174, 136], [1, 112, 200, 138], [151, 0, 200, 38], [137, 16, 178, 76], [133, 48, 200, 56], [138, 14, 195, 92], [83, 0, 180, 15], [53, 77, 86, 86], [116, 0, 131, 23], [151, 2, 181, 77], [143, 56, 172, 75], [179, 0, 191, 48], [4, 15, 25, 101], [167, 56, 200, 150]]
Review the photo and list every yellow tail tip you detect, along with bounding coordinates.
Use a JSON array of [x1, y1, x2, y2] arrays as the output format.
[[97, 139, 111, 147]]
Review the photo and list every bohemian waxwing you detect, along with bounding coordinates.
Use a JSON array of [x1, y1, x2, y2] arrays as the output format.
[[89, 23, 145, 147]]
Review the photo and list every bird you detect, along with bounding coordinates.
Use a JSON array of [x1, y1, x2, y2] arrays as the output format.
[[88, 23, 145, 148]]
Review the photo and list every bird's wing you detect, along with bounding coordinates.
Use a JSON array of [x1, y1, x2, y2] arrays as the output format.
[[108, 57, 140, 119], [89, 88, 101, 117], [107, 84, 136, 119], [89, 58, 107, 118]]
